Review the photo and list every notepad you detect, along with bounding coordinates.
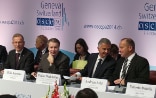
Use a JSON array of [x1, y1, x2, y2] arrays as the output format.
[[72, 60, 87, 69]]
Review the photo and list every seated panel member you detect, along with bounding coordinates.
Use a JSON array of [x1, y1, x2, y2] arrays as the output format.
[[70, 38, 90, 75], [108, 38, 149, 86], [3, 33, 34, 74], [34, 35, 48, 71], [0, 45, 8, 66], [73, 38, 116, 80], [31, 38, 70, 78]]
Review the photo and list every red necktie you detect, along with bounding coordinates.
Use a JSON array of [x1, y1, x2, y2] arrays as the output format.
[[15, 53, 20, 69]]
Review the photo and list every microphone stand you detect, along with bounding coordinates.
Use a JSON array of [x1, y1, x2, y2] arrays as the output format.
[[114, 61, 130, 93], [114, 78, 126, 93]]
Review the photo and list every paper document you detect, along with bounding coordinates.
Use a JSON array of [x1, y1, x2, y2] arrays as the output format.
[[72, 60, 87, 69]]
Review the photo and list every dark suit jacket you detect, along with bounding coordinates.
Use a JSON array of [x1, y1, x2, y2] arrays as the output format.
[[34, 48, 48, 65], [4, 47, 34, 74], [0, 45, 8, 64], [80, 53, 116, 79], [38, 51, 70, 76], [109, 54, 149, 86]]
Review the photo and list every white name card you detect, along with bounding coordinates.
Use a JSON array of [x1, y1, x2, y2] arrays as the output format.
[[81, 77, 107, 92], [36, 72, 61, 86], [126, 82, 156, 98], [3, 69, 26, 81]]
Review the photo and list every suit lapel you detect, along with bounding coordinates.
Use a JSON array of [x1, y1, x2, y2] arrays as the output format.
[[93, 56, 109, 77], [13, 51, 16, 69], [88, 54, 98, 77]]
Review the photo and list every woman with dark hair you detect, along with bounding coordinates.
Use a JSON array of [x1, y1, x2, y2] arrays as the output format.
[[75, 88, 98, 98], [110, 44, 121, 61], [70, 38, 90, 75], [74, 38, 90, 60]]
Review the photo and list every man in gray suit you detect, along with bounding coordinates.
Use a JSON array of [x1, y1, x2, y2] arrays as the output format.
[[31, 38, 70, 77]]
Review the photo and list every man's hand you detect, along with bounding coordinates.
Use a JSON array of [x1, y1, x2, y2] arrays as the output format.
[[47, 52, 54, 65], [0, 70, 4, 75], [114, 78, 125, 85], [31, 72, 37, 77], [71, 73, 82, 81]]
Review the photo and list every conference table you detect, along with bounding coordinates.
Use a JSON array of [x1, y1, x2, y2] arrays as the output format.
[[0, 79, 149, 98]]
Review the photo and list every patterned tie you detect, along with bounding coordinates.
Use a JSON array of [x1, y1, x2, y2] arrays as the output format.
[[15, 53, 20, 69], [93, 59, 102, 78], [121, 58, 128, 79]]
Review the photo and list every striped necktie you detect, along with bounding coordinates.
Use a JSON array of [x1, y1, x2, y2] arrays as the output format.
[[121, 58, 128, 79]]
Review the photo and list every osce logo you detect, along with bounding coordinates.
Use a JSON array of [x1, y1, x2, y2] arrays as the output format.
[[138, 21, 156, 31], [37, 18, 54, 26]]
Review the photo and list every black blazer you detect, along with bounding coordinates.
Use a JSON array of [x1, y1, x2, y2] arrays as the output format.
[[109, 54, 149, 86], [4, 47, 34, 74], [80, 53, 116, 79], [38, 51, 70, 76], [0, 45, 7, 64], [73, 52, 90, 61]]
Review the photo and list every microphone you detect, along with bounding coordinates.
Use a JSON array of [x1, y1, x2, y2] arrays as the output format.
[[114, 78, 126, 93], [114, 62, 131, 93]]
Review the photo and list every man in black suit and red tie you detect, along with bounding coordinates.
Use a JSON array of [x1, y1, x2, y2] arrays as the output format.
[[72, 38, 116, 80], [108, 38, 149, 86], [1, 33, 34, 74]]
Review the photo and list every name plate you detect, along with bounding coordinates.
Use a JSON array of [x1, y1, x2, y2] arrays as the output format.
[[3, 69, 26, 81], [36, 72, 61, 86], [81, 77, 107, 92], [126, 82, 156, 98]]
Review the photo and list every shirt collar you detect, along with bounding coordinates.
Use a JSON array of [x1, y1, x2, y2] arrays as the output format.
[[42, 47, 47, 54], [16, 49, 23, 54], [127, 53, 135, 61], [97, 55, 105, 61]]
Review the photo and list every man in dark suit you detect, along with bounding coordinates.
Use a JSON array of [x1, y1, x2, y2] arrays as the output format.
[[72, 38, 116, 80], [34, 35, 48, 71], [31, 38, 70, 77], [3, 33, 34, 74], [0, 45, 7, 64], [108, 38, 149, 86]]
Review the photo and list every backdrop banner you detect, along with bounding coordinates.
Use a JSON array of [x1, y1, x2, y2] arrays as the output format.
[[0, 0, 156, 69]]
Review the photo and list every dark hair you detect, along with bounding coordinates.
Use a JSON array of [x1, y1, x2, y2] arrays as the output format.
[[48, 38, 60, 47], [110, 44, 119, 54], [75, 38, 89, 53], [37, 35, 48, 46], [0, 94, 17, 98], [75, 88, 98, 98]]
